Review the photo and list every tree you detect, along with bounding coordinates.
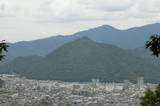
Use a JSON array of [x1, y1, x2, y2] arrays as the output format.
[[146, 34, 160, 57], [140, 84, 160, 106], [0, 79, 4, 88], [0, 40, 8, 61], [140, 34, 160, 106], [35, 102, 47, 106]]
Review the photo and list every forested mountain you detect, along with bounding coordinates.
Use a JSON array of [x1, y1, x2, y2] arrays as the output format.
[[4, 23, 160, 63], [1, 37, 160, 83], [131, 47, 160, 64]]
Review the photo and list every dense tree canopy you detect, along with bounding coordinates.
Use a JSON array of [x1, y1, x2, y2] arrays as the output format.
[[140, 34, 160, 106], [140, 84, 160, 106], [0, 40, 8, 61], [146, 35, 160, 57], [0, 79, 4, 88]]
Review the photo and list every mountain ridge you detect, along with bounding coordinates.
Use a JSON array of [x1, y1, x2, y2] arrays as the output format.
[[3, 23, 160, 63], [1, 37, 160, 83]]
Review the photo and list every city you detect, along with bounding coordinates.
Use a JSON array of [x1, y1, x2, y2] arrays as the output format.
[[0, 74, 157, 106]]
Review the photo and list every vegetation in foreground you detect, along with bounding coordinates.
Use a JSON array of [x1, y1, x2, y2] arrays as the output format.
[[0, 40, 8, 61], [140, 34, 160, 106], [140, 84, 160, 106]]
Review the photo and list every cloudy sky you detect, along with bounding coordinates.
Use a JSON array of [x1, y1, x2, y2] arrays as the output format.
[[0, 0, 160, 42]]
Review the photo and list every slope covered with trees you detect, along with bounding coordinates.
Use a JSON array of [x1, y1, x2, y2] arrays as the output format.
[[0, 40, 8, 61], [0, 37, 160, 83]]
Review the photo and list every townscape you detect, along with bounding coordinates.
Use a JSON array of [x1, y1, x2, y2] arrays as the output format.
[[0, 74, 157, 106], [1, 0, 160, 106]]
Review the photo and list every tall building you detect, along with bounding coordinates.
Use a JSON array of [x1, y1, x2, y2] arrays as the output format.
[[137, 77, 144, 89], [91, 79, 99, 88]]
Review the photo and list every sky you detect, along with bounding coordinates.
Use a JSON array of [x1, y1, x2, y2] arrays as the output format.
[[0, 0, 160, 42]]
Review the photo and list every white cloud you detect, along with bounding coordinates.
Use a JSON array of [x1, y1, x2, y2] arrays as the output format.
[[36, 0, 135, 22], [0, 0, 13, 17], [0, 0, 160, 42], [137, 0, 160, 13], [92, 0, 134, 11]]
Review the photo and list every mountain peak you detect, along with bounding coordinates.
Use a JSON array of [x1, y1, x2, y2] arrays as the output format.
[[95, 25, 119, 31]]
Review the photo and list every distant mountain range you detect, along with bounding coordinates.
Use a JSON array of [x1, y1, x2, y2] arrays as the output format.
[[3, 23, 160, 63], [1, 37, 160, 83]]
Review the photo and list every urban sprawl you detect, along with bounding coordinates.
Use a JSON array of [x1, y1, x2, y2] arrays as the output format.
[[0, 74, 157, 106]]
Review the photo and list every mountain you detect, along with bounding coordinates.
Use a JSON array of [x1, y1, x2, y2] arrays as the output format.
[[0, 56, 42, 74], [4, 23, 160, 63], [131, 47, 160, 64], [1, 37, 160, 83], [3, 36, 77, 63]]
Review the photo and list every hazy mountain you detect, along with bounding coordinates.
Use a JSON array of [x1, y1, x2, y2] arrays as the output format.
[[0, 56, 42, 75], [3, 23, 160, 63], [131, 47, 160, 64], [4, 36, 77, 62], [1, 37, 160, 83]]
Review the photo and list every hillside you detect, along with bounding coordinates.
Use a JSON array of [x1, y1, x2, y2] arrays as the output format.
[[0, 56, 42, 74], [1, 37, 160, 83], [4, 23, 160, 63], [131, 47, 160, 64], [4, 36, 76, 63]]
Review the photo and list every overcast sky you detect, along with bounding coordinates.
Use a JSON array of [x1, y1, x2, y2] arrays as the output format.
[[0, 0, 160, 42]]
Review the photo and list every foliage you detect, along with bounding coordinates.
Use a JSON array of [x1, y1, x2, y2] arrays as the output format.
[[140, 84, 160, 106], [35, 102, 48, 106], [35, 103, 46, 106], [0, 79, 4, 88], [146, 35, 160, 57], [0, 40, 8, 61], [140, 34, 160, 106]]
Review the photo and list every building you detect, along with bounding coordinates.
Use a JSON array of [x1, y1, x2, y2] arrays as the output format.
[[137, 77, 144, 89]]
